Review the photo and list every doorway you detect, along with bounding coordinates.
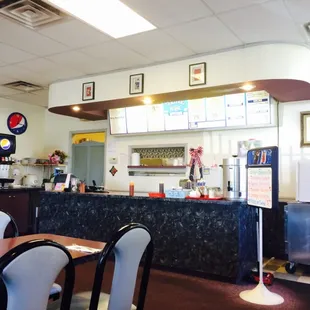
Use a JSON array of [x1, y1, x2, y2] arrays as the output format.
[[71, 132, 105, 186]]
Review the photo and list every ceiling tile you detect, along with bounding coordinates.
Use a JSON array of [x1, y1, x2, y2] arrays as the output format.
[[284, 0, 310, 24], [166, 16, 242, 53], [121, 0, 213, 27], [6, 91, 48, 107], [0, 64, 52, 86], [16, 58, 86, 83], [0, 43, 36, 64], [219, 0, 305, 43], [0, 86, 23, 96], [79, 41, 151, 69], [0, 18, 70, 56], [38, 20, 112, 49], [202, 0, 268, 14], [119, 29, 195, 62]]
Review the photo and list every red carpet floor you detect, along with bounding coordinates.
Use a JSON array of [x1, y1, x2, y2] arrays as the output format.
[[57, 262, 310, 310]]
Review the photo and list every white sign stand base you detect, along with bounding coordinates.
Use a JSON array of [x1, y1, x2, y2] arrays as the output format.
[[239, 208, 284, 306]]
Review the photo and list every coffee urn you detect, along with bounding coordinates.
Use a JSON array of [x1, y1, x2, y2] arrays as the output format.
[[222, 157, 247, 200]]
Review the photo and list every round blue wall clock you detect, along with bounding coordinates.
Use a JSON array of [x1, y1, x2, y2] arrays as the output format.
[[7, 112, 28, 135]]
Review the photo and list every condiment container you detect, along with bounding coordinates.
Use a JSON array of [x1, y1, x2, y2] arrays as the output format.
[[129, 181, 134, 196]]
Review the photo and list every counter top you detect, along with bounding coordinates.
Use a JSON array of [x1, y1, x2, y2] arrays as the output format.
[[40, 190, 243, 206], [0, 187, 42, 192]]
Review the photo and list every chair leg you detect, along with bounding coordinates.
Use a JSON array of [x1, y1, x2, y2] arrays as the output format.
[[49, 293, 60, 301]]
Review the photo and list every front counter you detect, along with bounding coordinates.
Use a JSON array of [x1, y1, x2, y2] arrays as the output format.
[[0, 187, 42, 235], [38, 192, 257, 283]]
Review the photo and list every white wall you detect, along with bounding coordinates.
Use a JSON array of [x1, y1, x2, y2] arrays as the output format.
[[0, 98, 45, 159], [278, 101, 310, 198], [48, 44, 310, 108]]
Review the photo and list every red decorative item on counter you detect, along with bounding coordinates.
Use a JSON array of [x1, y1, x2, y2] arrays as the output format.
[[149, 193, 165, 198]]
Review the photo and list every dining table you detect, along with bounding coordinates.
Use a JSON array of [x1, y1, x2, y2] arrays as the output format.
[[0, 233, 107, 265]]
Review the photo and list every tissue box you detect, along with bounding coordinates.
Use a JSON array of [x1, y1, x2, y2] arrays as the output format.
[[165, 189, 191, 199]]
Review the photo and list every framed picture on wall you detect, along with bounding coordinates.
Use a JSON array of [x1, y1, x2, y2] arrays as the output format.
[[301, 111, 310, 147], [82, 82, 95, 101], [129, 73, 144, 95], [189, 62, 206, 86]]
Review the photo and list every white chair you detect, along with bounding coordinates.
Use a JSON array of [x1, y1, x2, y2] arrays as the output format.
[[49, 223, 153, 310], [0, 239, 75, 310], [0, 211, 18, 238]]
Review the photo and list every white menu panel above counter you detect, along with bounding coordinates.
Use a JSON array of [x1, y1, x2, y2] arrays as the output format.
[[109, 90, 276, 135]]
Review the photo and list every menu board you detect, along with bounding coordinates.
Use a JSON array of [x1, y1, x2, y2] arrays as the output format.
[[126, 105, 148, 133], [108, 91, 274, 135], [246, 91, 270, 125], [109, 108, 127, 134], [163, 100, 189, 131], [225, 93, 246, 127], [247, 167, 272, 209], [147, 104, 165, 132]]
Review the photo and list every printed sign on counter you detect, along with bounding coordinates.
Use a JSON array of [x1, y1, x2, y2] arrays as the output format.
[[164, 100, 189, 131], [225, 93, 246, 127], [147, 104, 165, 132], [109, 108, 127, 134], [126, 106, 148, 133], [247, 167, 272, 209], [246, 91, 271, 125]]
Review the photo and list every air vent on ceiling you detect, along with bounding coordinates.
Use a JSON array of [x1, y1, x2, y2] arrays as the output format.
[[3, 81, 43, 92], [0, 0, 67, 29]]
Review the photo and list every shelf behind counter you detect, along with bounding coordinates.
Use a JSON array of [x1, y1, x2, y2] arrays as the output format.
[[38, 191, 257, 283]]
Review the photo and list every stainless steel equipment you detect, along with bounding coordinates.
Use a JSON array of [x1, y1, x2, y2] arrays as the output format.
[[222, 157, 246, 200], [285, 203, 310, 274]]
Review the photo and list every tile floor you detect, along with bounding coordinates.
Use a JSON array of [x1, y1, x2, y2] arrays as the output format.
[[263, 257, 310, 284]]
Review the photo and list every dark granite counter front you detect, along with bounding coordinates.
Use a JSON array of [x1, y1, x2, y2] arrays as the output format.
[[39, 192, 257, 283]]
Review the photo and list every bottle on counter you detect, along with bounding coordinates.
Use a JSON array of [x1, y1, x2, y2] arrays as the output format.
[[159, 182, 164, 194], [129, 181, 134, 197], [79, 182, 86, 193]]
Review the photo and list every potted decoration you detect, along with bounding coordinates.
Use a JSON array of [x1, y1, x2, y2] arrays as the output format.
[[49, 150, 68, 164]]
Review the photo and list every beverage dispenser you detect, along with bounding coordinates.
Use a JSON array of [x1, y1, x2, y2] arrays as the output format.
[[0, 134, 16, 188], [222, 156, 247, 200]]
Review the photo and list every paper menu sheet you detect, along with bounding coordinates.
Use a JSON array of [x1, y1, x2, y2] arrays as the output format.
[[247, 167, 272, 209], [126, 106, 148, 133], [109, 108, 127, 134], [188, 98, 206, 123], [146, 104, 165, 132], [206, 96, 226, 121], [246, 91, 271, 125], [164, 101, 189, 131], [225, 93, 246, 127]]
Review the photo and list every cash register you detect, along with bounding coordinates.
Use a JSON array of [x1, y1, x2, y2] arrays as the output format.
[[53, 173, 78, 192], [0, 134, 16, 188]]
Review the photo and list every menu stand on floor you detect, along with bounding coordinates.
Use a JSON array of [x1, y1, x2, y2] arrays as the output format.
[[239, 146, 284, 306]]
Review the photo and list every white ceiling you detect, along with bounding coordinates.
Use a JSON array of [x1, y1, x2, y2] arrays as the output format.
[[0, 0, 309, 107]]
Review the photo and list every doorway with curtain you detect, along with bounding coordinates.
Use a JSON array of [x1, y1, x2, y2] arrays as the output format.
[[71, 131, 105, 186]]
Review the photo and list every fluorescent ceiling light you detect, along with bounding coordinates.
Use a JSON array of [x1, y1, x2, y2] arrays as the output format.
[[43, 0, 156, 38]]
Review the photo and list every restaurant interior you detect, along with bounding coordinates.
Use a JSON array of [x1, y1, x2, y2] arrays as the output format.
[[1, 0, 310, 309]]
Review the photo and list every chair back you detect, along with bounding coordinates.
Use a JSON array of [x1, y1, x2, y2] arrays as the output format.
[[90, 223, 153, 310], [0, 211, 18, 238], [0, 239, 75, 310]]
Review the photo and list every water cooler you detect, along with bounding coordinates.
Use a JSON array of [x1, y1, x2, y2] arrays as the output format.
[[222, 157, 247, 200], [0, 134, 16, 188]]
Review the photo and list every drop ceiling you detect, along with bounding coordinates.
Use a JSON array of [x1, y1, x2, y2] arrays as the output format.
[[0, 0, 309, 108]]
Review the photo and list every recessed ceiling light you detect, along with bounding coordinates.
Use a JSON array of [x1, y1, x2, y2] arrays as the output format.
[[42, 0, 156, 38], [72, 106, 80, 112], [143, 97, 152, 105], [239, 84, 256, 92]]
